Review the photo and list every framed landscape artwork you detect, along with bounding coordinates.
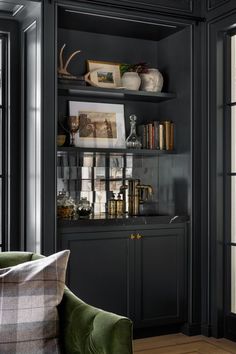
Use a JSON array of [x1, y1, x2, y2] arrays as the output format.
[[69, 101, 125, 148], [87, 60, 122, 88]]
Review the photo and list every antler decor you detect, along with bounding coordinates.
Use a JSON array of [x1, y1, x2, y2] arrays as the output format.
[[84, 69, 100, 87], [58, 44, 81, 78]]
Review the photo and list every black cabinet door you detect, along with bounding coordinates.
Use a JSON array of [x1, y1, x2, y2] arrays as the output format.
[[61, 230, 133, 317], [134, 227, 186, 327]]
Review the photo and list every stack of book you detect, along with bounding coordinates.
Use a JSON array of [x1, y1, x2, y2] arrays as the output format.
[[138, 121, 174, 150]]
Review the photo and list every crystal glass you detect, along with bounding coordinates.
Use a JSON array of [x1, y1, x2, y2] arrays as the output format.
[[126, 115, 142, 149]]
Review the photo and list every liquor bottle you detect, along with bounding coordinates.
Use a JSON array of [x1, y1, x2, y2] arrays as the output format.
[[108, 193, 117, 216], [116, 193, 124, 216]]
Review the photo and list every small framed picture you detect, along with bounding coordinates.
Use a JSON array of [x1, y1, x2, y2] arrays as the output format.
[[69, 101, 126, 148], [87, 60, 122, 88]]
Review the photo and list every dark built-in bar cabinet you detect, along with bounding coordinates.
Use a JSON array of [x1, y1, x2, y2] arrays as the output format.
[[2, 0, 236, 340], [55, 2, 193, 334]]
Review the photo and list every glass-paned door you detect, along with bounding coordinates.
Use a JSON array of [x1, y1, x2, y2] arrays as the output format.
[[0, 35, 7, 252]]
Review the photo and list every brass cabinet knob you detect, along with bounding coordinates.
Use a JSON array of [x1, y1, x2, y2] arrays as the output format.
[[130, 234, 136, 240], [136, 233, 142, 240]]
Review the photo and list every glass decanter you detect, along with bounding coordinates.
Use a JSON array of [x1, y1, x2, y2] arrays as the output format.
[[126, 114, 142, 149], [57, 190, 76, 219]]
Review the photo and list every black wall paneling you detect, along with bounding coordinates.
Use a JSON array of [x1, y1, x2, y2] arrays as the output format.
[[189, 21, 203, 336], [210, 22, 224, 339], [18, 0, 56, 255], [200, 13, 210, 337], [207, 0, 230, 11], [24, 22, 38, 252], [19, 2, 42, 253], [40, 0, 57, 255], [204, 0, 236, 21], [0, 19, 20, 251], [224, 33, 233, 341]]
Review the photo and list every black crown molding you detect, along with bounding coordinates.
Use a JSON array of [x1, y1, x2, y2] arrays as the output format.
[[59, 0, 205, 24], [95, 0, 194, 14]]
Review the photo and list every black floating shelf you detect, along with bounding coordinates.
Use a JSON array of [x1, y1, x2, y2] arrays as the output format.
[[58, 84, 176, 103], [57, 146, 175, 156]]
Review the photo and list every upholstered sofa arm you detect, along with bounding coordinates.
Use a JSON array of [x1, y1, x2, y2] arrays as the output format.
[[58, 288, 133, 354]]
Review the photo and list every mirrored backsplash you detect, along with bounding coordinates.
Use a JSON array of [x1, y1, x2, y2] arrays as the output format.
[[57, 151, 160, 216]]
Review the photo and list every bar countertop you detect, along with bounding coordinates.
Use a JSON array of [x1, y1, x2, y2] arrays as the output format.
[[58, 215, 189, 230]]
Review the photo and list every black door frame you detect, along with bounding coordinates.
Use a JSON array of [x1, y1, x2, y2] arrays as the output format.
[[222, 27, 236, 341], [0, 33, 8, 252], [205, 10, 236, 339]]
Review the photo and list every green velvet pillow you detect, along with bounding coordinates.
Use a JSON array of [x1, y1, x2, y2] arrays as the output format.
[[0, 250, 70, 354]]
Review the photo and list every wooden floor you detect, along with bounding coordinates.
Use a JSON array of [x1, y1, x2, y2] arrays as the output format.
[[133, 334, 236, 353]]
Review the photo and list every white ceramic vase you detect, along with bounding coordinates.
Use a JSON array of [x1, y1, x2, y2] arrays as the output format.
[[140, 68, 164, 92], [121, 72, 141, 91]]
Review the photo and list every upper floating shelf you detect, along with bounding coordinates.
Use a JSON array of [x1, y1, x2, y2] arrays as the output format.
[[57, 146, 175, 156], [58, 84, 176, 103]]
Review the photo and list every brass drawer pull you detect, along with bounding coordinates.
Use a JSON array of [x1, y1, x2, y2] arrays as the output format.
[[130, 234, 136, 240], [136, 233, 142, 240]]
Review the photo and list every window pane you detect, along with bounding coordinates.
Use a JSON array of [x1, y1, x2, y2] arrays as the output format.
[[232, 247, 236, 313], [232, 35, 236, 102], [0, 179, 2, 245], [0, 39, 2, 106], [231, 107, 236, 171], [0, 109, 2, 175], [231, 177, 236, 242]]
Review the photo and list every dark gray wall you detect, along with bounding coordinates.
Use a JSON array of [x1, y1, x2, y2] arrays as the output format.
[[157, 27, 191, 216]]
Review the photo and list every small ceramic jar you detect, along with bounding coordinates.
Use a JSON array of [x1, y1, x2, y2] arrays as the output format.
[[121, 72, 141, 91]]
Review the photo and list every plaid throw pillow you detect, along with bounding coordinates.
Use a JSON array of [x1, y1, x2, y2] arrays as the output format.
[[0, 250, 70, 354]]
